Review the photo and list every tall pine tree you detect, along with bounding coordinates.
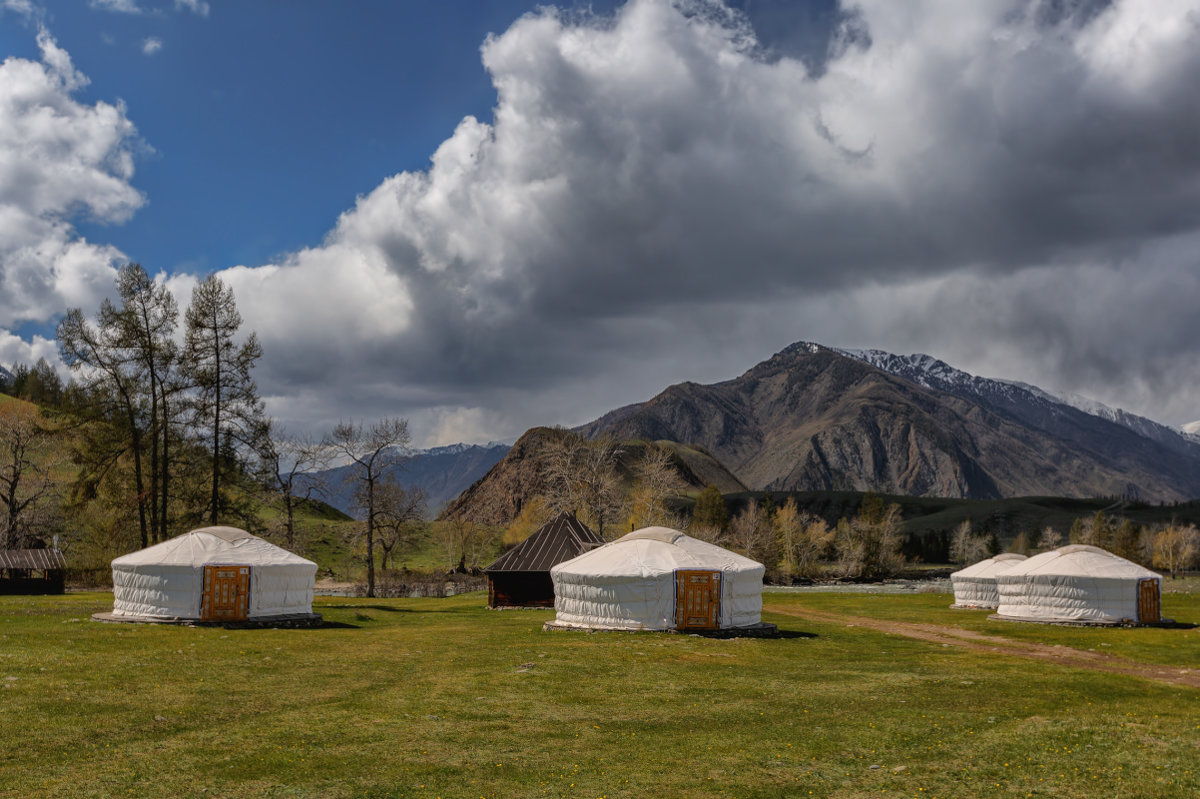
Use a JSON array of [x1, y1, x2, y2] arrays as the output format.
[[59, 264, 178, 546], [182, 275, 264, 525]]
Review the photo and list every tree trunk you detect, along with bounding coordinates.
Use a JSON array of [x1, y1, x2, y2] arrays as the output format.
[[284, 492, 295, 550], [160, 394, 170, 542], [210, 346, 221, 525], [129, 417, 148, 550], [148, 390, 159, 542], [365, 479, 376, 598]]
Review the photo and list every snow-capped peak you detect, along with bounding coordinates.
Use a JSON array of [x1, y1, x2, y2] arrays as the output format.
[[830, 347, 973, 390], [413, 441, 510, 457], [818, 343, 1199, 453]]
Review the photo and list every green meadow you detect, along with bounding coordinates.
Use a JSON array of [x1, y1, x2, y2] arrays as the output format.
[[2, 589, 1198, 798]]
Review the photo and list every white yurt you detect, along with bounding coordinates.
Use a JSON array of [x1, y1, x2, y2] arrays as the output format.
[[548, 526, 767, 632], [106, 526, 318, 622], [950, 553, 1028, 609], [995, 545, 1162, 625]]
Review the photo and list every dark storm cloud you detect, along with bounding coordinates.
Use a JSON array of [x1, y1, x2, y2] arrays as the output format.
[[209, 0, 1200, 442]]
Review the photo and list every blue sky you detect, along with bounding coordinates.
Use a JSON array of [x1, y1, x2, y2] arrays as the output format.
[[2, 0, 834, 280], [2, 0, 1199, 446], [2, 1, 618, 276]]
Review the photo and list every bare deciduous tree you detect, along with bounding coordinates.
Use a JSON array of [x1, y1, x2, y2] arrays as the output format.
[[949, 520, 989, 565], [775, 497, 833, 579], [433, 516, 497, 572], [0, 404, 60, 548], [728, 501, 776, 564], [541, 431, 625, 539], [1069, 511, 1114, 549], [260, 424, 332, 551], [375, 478, 426, 571], [1152, 523, 1199, 578], [836, 499, 906, 579], [1038, 526, 1063, 551], [626, 443, 688, 530], [327, 417, 411, 597]]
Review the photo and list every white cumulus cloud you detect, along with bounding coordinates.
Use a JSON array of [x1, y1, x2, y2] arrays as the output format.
[[0, 30, 143, 333], [141, 36, 163, 55], [173, 0, 209, 16], [89, 0, 141, 14]]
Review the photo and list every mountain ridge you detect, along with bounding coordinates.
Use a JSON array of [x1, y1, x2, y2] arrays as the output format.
[[824, 343, 1200, 457], [575, 342, 1200, 502], [438, 427, 747, 527], [308, 441, 510, 518]]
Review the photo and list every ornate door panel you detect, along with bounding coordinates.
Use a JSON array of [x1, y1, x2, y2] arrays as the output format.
[[202, 565, 250, 621], [675, 570, 720, 630]]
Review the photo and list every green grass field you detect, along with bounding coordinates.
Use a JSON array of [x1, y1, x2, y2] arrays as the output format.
[[2, 589, 1198, 798]]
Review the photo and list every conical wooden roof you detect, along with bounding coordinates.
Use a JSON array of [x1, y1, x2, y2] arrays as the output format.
[[485, 512, 603, 573]]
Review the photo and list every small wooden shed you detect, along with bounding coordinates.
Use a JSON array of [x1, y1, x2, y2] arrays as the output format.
[[0, 548, 66, 594], [485, 512, 603, 608]]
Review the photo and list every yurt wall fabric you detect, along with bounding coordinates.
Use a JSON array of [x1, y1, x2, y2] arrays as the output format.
[[951, 553, 1028, 609], [995, 545, 1160, 624], [550, 527, 764, 631], [111, 526, 317, 619]]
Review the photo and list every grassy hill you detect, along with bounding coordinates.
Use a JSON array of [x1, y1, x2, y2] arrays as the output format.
[[0, 394, 367, 578]]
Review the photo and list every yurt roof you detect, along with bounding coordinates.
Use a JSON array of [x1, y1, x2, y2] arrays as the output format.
[[112, 526, 315, 568], [554, 526, 763, 576], [951, 552, 1027, 580], [485, 511, 604, 573], [1003, 545, 1158, 580]]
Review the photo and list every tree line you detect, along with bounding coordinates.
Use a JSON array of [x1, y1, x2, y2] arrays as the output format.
[[506, 434, 1200, 581], [690, 492, 1200, 581], [1, 265, 426, 599]]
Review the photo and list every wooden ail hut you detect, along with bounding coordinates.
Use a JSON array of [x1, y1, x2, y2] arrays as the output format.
[[0, 548, 66, 594], [485, 512, 603, 608]]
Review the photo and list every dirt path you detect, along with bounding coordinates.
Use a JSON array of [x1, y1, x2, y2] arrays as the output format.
[[765, 603, 1200, 689]]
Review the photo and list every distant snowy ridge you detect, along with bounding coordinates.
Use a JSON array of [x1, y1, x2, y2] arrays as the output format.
[[412, 441, 510, 457], [793, 343, 1200, 456]]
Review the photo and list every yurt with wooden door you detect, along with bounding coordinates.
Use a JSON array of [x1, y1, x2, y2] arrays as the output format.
[[995, 545, 1163, 625], [102, 526, 318, 623], [950, 553, 1027, 609], [547, 526, 769, 633]]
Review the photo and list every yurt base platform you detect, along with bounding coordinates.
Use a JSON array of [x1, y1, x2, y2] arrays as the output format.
[[92, 612, 323, 628], [543, 620, 779, 638], [989, 613, 1179, 628], [950, 603, 998, 610]]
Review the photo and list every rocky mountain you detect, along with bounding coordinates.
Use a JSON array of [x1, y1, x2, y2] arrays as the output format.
[[575, 343, 1200, 502], [833, 345, 1200, 458], [310, 441, 510, 518], [438, 427, 746, 526]]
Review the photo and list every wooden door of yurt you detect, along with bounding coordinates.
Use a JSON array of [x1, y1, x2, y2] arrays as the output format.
[[201, 565, 250, 621], [675, 570, 721, 630], [1137, 578, 1160, 623]]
